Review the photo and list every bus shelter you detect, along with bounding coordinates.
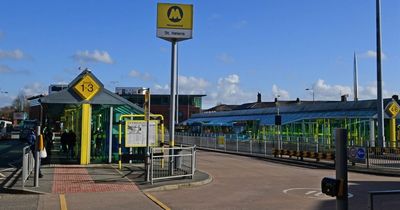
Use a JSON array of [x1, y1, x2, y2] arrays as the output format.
[[38, 70, 144, 164]]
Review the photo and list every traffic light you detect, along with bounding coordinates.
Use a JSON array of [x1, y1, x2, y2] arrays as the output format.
[[321, 177, 341, 197]]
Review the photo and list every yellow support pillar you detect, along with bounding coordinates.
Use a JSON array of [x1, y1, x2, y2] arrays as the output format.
[[80, 104, 91, 165], [390, 118, 396, 148]]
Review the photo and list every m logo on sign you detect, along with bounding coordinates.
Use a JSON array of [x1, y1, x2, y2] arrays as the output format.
[[168, 6, 183, 22]]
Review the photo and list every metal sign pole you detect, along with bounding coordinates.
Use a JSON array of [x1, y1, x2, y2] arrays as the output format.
[[108, 107, 113, 163], [145, 89, 151, 182], [169, 39, 178, 175], [34, 125, 40, 187], [176, 42, 179, 124], [336, 128, 348, 210], [376, 0, 385, 148]]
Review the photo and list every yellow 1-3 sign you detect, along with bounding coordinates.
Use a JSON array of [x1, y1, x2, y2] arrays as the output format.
[[73, 74, 101, 100], [385, 100, 400, 118]]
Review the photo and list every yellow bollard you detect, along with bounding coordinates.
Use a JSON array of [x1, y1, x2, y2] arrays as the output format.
[[390, 118, 396, 148]]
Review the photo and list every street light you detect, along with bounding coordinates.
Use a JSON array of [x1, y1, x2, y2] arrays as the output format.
[[305, 88, 315, 102], [275, 95, 282, 151], [138, 87, 151, 182]]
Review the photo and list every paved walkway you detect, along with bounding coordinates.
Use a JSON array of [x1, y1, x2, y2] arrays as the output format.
[[2, 164, 162, 210]]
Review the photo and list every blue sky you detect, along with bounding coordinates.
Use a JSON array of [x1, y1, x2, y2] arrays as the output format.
[[0, 0, 399, 108]]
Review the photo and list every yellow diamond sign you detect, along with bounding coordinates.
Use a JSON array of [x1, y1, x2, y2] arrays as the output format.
[[385, 101, 400, 118], [73, 74, 100, 100]]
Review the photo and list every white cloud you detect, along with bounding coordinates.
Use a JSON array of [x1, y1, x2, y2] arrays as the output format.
[[128, 70, 153, 81], [152, 74, 254, 108], [310, 79, 394, 101], [21, 82, 47, 97], [216, 53, 234, 64], [0, 49, 25, 60], [154, 84, 170, 94], [358, 81, 393, 99], [153, 75, 209, 95], [73, 50, 114, 64], [205, 74, 253, 106], [312, 79, 351, 100], [272, 84, 290, 99], [359, 50, 387, 59], [178, 75, 209, 94]]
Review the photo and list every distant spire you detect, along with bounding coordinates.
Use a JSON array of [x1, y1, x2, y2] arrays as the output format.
[[353, 52, 359, 101]]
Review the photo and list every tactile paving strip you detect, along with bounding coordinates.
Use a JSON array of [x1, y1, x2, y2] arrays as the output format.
[[52, 167, 138, 193]]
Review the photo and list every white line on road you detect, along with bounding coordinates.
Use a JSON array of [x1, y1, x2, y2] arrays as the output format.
[[305, 191, 317, 195]]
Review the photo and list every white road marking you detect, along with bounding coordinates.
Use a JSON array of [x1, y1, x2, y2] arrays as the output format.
[[283, 188, 354, 199], [305, 190, 317, 195], [314, 192, 323, 196]]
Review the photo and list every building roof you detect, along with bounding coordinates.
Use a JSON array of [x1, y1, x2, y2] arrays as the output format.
[[36, 70, 144, 112], [183, 99, 399, 126]]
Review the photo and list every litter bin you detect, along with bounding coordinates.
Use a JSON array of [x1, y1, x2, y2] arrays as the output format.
[[174, 148, 182, 169]]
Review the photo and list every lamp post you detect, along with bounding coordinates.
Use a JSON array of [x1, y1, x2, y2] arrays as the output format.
[[139, 87, 151, 182], [275, 95, 281, 151], [376, 0, 385, 148], [305, 88, 315, 102]]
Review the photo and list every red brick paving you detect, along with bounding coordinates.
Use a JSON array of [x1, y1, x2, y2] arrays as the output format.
[[52, 167, 138, 193]]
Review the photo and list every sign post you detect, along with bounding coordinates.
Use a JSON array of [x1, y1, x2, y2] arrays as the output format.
[[157, 3, 193, 175], [385, 100, 400, 148]]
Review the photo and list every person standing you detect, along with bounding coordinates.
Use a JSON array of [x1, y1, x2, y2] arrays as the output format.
[[60, 130, 68, 154], [68, 130, 77, 159], [45, 127, 54, 157], [27, 129, 43, 178]]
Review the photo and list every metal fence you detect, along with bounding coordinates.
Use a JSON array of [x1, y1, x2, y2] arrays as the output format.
[[22, 146, 35, 189], [174, 133, 400, 171], [150, 146, 196, 184]]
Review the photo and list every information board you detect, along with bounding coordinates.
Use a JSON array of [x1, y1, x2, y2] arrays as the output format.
[[125, 120, 158, 147]]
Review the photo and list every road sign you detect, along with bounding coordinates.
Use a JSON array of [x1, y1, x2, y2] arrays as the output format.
[[125, 120, 158, 147], [157, 3, 193, 41], [356, 148, 365, 159], [73, 74, 101, 100], [385, 100, 400, 118], [348, 146, 366, 163]]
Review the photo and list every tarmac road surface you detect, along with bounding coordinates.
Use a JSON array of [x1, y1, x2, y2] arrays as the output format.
[[151, 150, 400, 210]]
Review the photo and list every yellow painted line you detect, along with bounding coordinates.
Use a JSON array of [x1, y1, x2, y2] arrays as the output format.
[[59, 194, 68, 210], [144, 192, 171, 210]]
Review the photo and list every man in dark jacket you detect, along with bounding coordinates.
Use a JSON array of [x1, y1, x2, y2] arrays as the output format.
[[68, 130, 77, 159]]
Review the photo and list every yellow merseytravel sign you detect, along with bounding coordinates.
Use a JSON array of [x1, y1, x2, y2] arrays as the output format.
[[157, 3, 193, 41], [73, 74, 101, 100]]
